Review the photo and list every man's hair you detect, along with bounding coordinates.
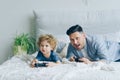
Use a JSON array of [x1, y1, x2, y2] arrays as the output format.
[[66, 24, 83, 35], [37, 34, 57, 50]]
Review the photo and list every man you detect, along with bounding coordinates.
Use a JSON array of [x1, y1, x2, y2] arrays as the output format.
[[66, 24, 120, 64]]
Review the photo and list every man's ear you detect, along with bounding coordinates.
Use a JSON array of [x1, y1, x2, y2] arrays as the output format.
[[82, 32, 86, 38]]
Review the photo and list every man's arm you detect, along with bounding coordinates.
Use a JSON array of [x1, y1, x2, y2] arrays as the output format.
[[66, 43, 75, 60]]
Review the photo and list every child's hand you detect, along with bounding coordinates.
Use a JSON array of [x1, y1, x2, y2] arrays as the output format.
[[45, 62, 54, 67], [31, 59, 38, 67], [46, 62, 60, 67]]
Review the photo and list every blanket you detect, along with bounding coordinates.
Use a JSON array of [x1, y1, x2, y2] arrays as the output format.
[[0, 55, 119, 80]]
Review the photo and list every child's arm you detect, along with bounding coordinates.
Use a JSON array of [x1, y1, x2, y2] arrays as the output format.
[[46, 61, 61, 67]]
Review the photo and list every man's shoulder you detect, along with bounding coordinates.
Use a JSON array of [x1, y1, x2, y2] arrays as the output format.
[[68, 43, 74, 49], [86, 34, 104, 41], [86, 34, 106, 47]]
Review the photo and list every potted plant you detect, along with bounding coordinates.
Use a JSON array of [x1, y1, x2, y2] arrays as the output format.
[[13, 33, 36, 55]]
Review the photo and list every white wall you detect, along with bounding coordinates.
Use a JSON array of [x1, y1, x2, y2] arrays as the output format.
[[0, 0, 120, 64]]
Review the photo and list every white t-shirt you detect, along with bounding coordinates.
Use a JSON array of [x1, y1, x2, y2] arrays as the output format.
[[81, 48, 91, 60]]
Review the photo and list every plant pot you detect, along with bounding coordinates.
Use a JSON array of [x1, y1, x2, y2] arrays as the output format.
[[15, 46, 27, 55]]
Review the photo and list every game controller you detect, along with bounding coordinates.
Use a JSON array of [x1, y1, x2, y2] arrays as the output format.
[[73, 57, 83, 62], [74, 57, 79, 62], [34, 63, 48, 67]]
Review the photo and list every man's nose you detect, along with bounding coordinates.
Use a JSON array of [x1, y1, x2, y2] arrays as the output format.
[[73, 40, 77, 44]]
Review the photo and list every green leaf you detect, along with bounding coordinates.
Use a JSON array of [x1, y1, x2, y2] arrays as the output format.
[[13, 33, 36, 55]]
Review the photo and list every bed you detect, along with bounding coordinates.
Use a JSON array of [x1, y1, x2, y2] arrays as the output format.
[[1, 9, 120, 80]]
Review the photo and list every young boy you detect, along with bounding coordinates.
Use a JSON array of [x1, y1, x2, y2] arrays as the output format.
[[31, 34, 61, 67]]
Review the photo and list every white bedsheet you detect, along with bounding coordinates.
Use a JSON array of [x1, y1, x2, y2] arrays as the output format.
[[0, 55, 120, 80]]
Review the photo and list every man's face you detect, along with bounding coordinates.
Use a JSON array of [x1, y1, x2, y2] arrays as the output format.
[[69, 32, 86, 50]]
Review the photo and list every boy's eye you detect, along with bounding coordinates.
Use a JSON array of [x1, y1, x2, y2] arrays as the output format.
[[46, 45, 49, 47]]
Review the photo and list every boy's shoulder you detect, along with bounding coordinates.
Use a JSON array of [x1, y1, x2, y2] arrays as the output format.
[[51, 51, 57, 55]]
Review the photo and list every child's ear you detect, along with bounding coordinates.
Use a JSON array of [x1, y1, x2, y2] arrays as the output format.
[[51, 47, 53, 51]]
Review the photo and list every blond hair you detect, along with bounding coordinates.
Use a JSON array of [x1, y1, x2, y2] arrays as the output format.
[[37, 34, 57, 50]]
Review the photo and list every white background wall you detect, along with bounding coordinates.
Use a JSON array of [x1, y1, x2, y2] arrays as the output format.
[[0, 0, 120, 64]]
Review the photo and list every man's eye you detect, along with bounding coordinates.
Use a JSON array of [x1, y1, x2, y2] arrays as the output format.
[[76, 37, 79, 40], [70, 39, 73, 42]]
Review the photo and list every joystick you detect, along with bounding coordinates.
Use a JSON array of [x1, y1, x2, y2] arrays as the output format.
[[34, 63, 48, 67]]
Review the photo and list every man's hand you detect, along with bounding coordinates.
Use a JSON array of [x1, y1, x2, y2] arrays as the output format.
[[79, 57, 92, 64], [69, 56, 75, 62]]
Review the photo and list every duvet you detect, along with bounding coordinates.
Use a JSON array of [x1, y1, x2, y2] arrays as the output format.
[[0, 55, 120, 80]]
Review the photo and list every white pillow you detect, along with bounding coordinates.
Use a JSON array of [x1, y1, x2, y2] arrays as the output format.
[[33, 10, 91, 42], [55, 41, 66, 53], [103, 31, 120, 42], [34, 10, 120, 37], [58, 43, 69, 58], [55, 34, 69, 53], [96, 31, 120, 42]]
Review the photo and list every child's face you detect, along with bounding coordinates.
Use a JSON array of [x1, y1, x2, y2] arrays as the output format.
[[39, 40, 52, 55]]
